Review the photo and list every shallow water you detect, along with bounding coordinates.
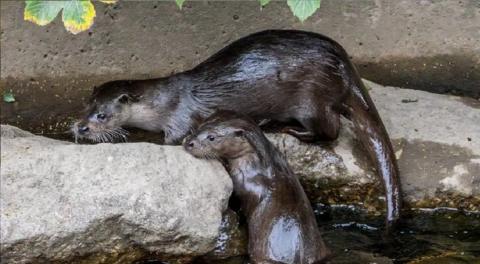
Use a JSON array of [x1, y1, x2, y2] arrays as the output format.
[[316, 205, 480, 264], [194, 205, 480, 264]]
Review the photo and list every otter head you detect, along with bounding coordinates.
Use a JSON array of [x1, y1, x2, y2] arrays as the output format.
[[183, 111, 256, 160], [72, 81, 138, 143]]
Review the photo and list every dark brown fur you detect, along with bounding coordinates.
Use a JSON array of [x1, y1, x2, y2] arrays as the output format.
[[73, 30, 401, 228], [184, 110, 330, 264]]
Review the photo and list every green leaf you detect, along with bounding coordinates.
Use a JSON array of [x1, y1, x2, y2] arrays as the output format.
[[287, 0, 321, 22], [99, 0, 117, 3], [3, 91, 16, 103], [24, 0, 64, 26], [62, 0, 96, 34], [24, 0, 97, 34], [259, 0, 271, 7], [176, 0, 186, 9]]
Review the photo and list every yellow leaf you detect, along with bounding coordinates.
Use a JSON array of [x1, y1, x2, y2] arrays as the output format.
[[24, 1, 64, 26], [99, 0, 117, 4], [62, 0, 96, 34], [24, 9, 49, 26]]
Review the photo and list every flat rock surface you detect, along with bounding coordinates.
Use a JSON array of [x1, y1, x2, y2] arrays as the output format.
[[0, 125, 232, 263]]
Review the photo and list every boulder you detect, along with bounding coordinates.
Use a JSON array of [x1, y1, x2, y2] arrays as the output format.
[[0, 125, 232, 263]]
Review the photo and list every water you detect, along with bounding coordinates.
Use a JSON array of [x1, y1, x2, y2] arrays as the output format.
[[193, 205, 480, 264], [316, 205, 480, 264]]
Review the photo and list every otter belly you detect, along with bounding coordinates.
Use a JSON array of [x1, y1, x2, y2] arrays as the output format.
[[248, 203, 327, 264]]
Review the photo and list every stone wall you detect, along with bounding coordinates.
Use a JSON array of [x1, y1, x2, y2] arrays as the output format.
[[1, 1, 479, 134]]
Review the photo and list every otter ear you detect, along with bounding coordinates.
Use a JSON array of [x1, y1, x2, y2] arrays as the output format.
[[233, 128, 244, 137], [116, 94, 137, 104]]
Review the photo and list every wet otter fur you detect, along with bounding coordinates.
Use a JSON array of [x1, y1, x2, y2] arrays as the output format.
[[73, 30, 401, 229], [184, 110, 330, 264]]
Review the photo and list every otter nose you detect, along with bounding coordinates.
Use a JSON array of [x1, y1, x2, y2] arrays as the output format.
[[78, 126, 89, 134], [183, 138, 196, 150]]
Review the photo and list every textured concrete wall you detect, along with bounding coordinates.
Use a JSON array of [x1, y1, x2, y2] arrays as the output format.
[[1, 0, 479, 79], [1, 0, 479, 132]]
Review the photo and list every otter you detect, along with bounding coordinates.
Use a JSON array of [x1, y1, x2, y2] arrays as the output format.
[[184, 110, 330, 264], [73, 30, 401, 229]]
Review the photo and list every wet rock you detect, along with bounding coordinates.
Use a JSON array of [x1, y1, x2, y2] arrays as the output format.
[[195, 209, 248, 263], [267, 80, 480, 212], [0, 125, 232, 263]]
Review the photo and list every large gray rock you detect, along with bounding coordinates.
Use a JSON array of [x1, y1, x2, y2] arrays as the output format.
[[0, 126, 232, 263], [267, 80, 480, 212]]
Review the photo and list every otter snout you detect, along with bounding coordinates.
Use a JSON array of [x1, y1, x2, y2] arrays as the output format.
[[183, 136, 210, 158], [73, 121, 90, 136], [77, 124, 90, 134], [183, 136, 198, 152]]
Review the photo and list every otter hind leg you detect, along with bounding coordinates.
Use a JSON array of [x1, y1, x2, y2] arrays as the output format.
[[283, 108, 340, 143], [281, 126, 317, 142], [315, 106, 341, 141]]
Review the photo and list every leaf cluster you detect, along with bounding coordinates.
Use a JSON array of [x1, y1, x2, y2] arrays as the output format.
[[24, 0, 321, 34]]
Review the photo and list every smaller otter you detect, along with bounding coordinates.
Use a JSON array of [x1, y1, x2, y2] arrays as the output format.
[[184, 111, 330, 264]]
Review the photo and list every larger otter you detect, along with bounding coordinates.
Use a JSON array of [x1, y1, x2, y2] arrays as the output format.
[[184, 110, 330, 264], [73, 30, 401, 228]]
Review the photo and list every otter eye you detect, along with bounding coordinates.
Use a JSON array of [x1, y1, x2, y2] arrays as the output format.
[[207, 135, 215, 141], [96, 113, 106, 121], [118, 94, 130, 104]]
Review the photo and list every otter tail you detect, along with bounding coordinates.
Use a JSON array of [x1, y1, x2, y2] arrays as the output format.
[[340, 60, 402, 230]]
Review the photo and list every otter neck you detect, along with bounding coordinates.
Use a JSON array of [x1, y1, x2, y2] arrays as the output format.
[[126, 103, 164, 132], [227, 152, 274, 218], [228, 152, 269, 175]]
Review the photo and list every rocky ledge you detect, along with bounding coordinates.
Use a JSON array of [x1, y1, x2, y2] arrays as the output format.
[[1, 80, 479, 263], [0, 126, 232, 263]]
